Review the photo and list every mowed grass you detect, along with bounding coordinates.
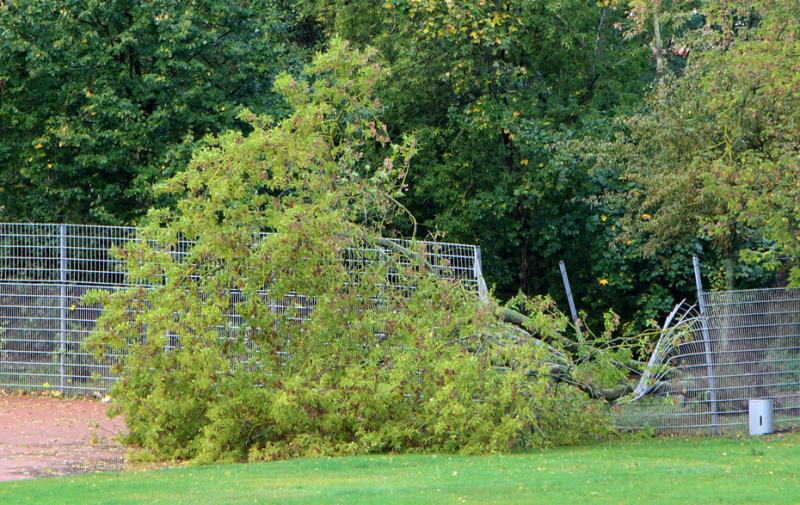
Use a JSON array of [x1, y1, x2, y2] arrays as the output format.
[[2, 433, 799, 505]]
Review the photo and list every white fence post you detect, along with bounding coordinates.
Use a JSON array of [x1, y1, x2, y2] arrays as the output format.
[[693, 256, 719, 435], [60, 224, 67, 394], [559, 261, 582, 339]]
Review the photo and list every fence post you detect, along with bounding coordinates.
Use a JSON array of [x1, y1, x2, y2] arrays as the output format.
[[693, 256, 719, 435], [474, 247, 490, 303], [60, 224, 67, 395], [559, 261, 582, 339]]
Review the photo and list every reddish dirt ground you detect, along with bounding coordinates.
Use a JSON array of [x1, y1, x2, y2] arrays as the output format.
[[0, 394, 127, 481]]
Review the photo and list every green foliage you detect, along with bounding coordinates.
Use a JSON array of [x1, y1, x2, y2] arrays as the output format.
[[86, 41, 613, 463], [599, 0, 800, 288], [547, 134, 707, 336], [300, 0, 697, 337], [0, 0, 317, 224], [6, 0, 795, 351]]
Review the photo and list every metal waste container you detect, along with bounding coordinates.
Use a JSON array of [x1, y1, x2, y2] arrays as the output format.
[[749, 399, 774, 436]]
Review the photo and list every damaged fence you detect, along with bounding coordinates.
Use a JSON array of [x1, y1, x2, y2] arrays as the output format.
[[614, 287, 800, 434], [0, 223, 482, 396], [4, 222, 799, 435]]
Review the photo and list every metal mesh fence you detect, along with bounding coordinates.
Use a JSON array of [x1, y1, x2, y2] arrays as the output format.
[[31, 457, 126, 478], [614, 288, 800, 434], [0, 223, 136, 287], [0, 223, 482, 396], [0, 283, 121, 394]]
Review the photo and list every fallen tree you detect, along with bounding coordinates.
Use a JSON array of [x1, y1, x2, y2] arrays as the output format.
[[88, 40, 637, 463], [377, 236, 639, 402]]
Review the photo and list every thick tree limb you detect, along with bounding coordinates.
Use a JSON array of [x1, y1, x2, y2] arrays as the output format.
[[498, 306, 646, 374], [540, 365, 633, 402], [497, 306, 584, 354], [375, 237, 438, 272]]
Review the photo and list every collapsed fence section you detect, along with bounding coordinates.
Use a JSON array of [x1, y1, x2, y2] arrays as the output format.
[[614, 288, 800, 434], [0, 223, 482, 396]]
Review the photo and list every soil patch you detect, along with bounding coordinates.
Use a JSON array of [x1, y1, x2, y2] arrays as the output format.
[[0, 393, 127, 481]]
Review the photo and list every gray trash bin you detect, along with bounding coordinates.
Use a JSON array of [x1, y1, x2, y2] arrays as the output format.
[[749, 399, 774, 436]]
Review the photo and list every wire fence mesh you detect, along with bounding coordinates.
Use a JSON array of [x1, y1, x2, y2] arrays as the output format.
[[5, 223, 798, 435], [0, 223, 482, 396], [614, 288, 800, 434]]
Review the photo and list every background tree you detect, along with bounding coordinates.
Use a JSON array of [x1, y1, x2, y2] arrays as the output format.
[[303, 0, 651, 296], [0, 0, 319, 224], [298, 0, 718, 335], [600, 0, 800, 290], [7, 0, 793, 346]]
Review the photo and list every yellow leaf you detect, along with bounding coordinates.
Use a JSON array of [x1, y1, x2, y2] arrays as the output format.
[[520, 159, 529, 165], [642, 213, 652, 220], [599, 279, 609, 285], [43, 382, 50, 388], [70, 304, 76, 311]]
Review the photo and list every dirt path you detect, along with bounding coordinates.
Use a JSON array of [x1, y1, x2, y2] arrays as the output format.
[[0, 394, 127, 481]]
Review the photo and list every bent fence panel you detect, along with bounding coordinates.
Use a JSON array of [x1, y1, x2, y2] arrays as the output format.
[[0, 223, 482, 396], [614, 288, 800, 434]]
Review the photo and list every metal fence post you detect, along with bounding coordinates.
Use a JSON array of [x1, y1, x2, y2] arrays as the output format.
[[60, 224, 67, 394], [559, 261, 582, 339], [693, 256, 719, 434], [475, 247, 490, 304]]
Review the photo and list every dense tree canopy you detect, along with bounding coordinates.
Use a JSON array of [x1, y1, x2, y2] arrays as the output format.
[[297, 0, 717, 334], [2, 0, 799, 340], [302, 0, 653, 298], [0, 0, 317, 223], [598, 0, 800, 289]]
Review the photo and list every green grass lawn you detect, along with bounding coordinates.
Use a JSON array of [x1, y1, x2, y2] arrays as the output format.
[[2, 433, 799, 505]]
